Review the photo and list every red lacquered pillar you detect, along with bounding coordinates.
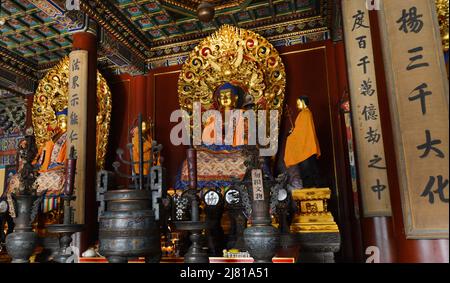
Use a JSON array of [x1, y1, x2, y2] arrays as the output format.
[[72, 30, 98, 254]]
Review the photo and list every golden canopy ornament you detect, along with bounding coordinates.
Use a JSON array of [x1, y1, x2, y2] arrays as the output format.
[[31, 56, 112, 170], [178, 25, 286, 115]]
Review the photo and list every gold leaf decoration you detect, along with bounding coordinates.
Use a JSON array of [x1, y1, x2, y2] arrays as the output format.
[[32, 56, 112, 170], [178, 25, 286, 116]]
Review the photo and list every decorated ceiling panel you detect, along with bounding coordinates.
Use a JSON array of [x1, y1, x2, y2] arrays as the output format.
[[109, 0, 327, 45], [1, 0, 332, 90], [0, 0, 74, 65]]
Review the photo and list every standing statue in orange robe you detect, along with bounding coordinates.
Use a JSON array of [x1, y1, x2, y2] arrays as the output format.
[[284, 96, 323, 188]]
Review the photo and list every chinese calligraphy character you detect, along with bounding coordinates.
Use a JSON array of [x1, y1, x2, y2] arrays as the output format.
[[72, 76, 80, 89], [417, 130, 444, 159], [70, 96, 79, 107], [420, 175, 449, 204], [72, 58, 80, 71], [356, 35, 367, 49], [70, 112, 79, 126], [252, 169, 264, 201], [371, 179, 386, 200], [352, 10, 369, 31], [69, 130, 79, 142], [397, 7, 424, 34], [368, 155, 386, 170], [360, 79, 375, 96], [365, 127, 381, 144], [358, 56, 371, 74], [409, 83, 432, 115], [361, 104, 378, 121], [407, 47, 429, 71]]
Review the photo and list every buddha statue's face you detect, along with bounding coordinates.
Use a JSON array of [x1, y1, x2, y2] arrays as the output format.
[[219, 89, 238, 109], [47, 113, 67, 137], [296, 98, 307, 110], [57, 114, 67, 132]]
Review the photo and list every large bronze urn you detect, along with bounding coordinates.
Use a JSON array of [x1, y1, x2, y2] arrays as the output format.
[[98, 189, 161, 263], [97, 114, 165, 263]]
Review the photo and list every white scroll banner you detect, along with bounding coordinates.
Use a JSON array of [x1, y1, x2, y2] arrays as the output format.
[[68, 50, 88, 224], [342, 0, 392, 217], [378, 1, 449, 239]]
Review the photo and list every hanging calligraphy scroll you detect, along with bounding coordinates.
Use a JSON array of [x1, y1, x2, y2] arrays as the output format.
[[378, 1, 449, 238], [68, 50, 88, 224], [342, 0, 392, 217]]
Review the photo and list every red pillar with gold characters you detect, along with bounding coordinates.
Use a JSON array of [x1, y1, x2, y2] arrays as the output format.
[[71, 29, 98, 254]]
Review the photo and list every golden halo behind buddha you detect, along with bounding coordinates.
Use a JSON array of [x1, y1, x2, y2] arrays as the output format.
[[178, 25, 286, 117]]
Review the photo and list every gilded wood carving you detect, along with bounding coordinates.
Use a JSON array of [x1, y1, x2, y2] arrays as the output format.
[[31, 56, 112, 170], [178, 25, 286, 115]]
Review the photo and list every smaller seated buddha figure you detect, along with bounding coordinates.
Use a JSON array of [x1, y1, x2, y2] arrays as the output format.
[[284, 96, 324, 189], [33, 108, 68, 196], [6, 109, 68, 218]]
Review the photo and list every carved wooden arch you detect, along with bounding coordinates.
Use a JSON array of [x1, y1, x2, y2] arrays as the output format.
[[31, 56, 112, 170], [178, 25, 286, 115]]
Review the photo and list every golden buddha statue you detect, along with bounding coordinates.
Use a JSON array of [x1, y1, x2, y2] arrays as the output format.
[[5, 109, 67, 219], [32, 108, 68, 196], [202, 84, 246, 146]]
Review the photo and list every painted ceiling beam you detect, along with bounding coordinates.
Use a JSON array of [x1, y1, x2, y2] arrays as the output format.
[[0, 45, 37, 80], [80, 0, 153, 60]]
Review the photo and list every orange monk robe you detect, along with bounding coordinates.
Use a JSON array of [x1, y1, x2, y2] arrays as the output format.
[[202, 114, 246, 146], [284, 108, 321, 168], [33, 139, 67, 172], [202, 115, 218, 145], [233, 113, 246, 146], [132, 131, 152, 175]]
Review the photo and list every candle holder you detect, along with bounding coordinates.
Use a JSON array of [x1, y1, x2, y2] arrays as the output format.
[[5, 133, 41, 263], [174, 195, 209, 263], [173, 147, 209, 263], [46, 147, 84, 263]]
